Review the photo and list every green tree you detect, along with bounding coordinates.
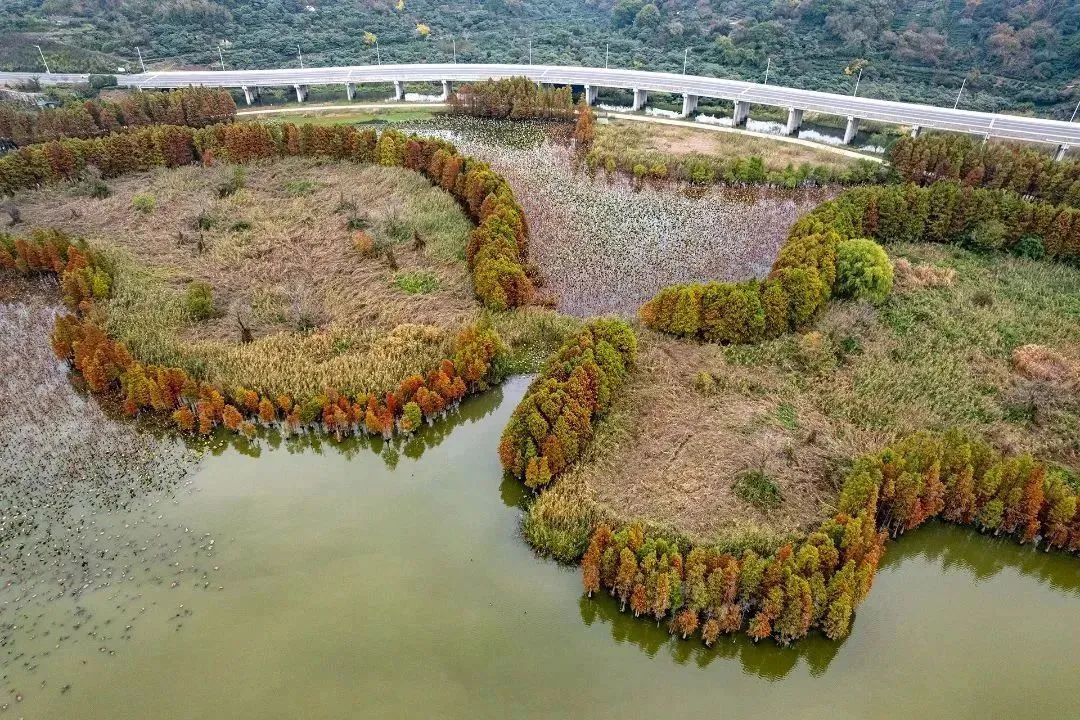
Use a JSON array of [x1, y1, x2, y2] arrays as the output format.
[[634, 3, 661, 29], [612, 0, 646, 27], [834, 238, 893, 304]]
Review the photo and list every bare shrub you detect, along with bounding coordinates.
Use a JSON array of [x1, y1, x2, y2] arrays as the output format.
[[893, 257, 956, 289], [4, 203, 21, 225], [354, 230, 378, 258], [1012, 344, 1079, 386]]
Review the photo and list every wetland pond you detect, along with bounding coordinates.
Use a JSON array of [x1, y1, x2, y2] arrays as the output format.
[[3, 375, 1079, 719]]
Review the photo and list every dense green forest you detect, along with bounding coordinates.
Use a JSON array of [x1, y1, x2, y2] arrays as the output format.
[[1, 0, 1078, 116]]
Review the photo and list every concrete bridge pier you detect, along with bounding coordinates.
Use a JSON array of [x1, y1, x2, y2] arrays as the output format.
[[680, 93, 698, 118], [732, 100, 750, 126], [583, 84, 598, 106], [1055, 144, 1070, 162], [393, 80, 405, 101], [843, 116, 860, 144], [241, 86, 257, 106], [631, 88, 648, 111], [293, 84, 309, 103], [784, 108, 803, 136], [910, 125, 922, 139], [440, 80, 451, 102], [346, 83, 356, 101]]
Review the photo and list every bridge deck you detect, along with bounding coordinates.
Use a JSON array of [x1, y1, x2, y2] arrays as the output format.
[[1, 64, 1077, 147]]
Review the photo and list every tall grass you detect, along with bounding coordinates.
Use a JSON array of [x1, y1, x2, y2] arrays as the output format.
[[726, 243, 1080, 460], [490, 307, 580, 375]]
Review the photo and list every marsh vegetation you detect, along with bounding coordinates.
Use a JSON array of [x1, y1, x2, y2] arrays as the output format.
[[9, 158, 480, 399], [2, 99, 1078, 697], [537, 244, 1079, 553], [406, 116, 832, 317]]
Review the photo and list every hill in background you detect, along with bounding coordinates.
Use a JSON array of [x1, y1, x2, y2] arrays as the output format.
[[0, 0, 1078, 116]]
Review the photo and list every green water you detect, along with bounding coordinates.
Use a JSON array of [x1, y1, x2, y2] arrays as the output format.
[[8, 377, 1080, 719]]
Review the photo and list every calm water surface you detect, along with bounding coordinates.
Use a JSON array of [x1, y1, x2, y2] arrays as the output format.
[[9, 377, 1080, 719]]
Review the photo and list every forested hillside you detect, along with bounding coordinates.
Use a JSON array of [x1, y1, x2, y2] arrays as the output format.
[[1, 0, 1078, 116]]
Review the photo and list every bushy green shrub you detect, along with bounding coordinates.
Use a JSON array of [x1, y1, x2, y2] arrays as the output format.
[[669, 285, 701, 336], [394, 270, 440, 294], [131, 193, 155, 214], [88, 74, 118, 89], [760, 278, 790, 339], [776, 266, 829, 329], [835, 238, 894, 304], [184, 281, 214, 320], [733, 469, 783, 510], [1012, 235, 1046, 260], [74, 175, 110, 199], [699, 281, 765, 344], [685, 158, 716, 185], [473, 257, 530, 311], [966, 219, 1007, 252]]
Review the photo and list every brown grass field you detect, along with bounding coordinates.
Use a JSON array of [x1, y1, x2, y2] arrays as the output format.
[[595, 119, 863, 174], [9, 158, 481, 399], [571, 332, 854, 545]]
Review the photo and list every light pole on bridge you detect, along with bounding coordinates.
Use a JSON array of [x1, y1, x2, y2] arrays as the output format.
[[452, 37, 457, 64], [218, 46, 226, 71], [1071, 97, 1080, 123], [605, 43, 609, 69], [34, 45, 51, 74], [953, 76, 966, 109], [683, 47, 689, 75], [136, 46, 146, 73], [297, 44, 305, 69], [764, 56, 771, 85]]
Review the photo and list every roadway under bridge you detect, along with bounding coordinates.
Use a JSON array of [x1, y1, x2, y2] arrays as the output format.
[[1, 63, 1076, 158]]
